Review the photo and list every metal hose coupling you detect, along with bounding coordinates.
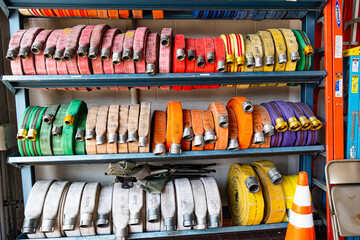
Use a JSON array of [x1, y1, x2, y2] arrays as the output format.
[[146, 63, 156, 75], [77, 45, 88, 58], [18, 47, 30, 59], [197, 55, 205, 67], [242, 101, 254, 113], [182, 127, 194, 141], [278, 53, 287, 64], [100, 48, 111, 61], [129, 212, 141, 225], [204, 130, 217, 144], [62, 217, 76, 231], [176, 49, 186, 61], [153, 143, 166, 155], [288, 117, 301, 132], [126, 132, 137, 143], [253, 132, 266, 144], [31, 42, 43, 55], [263, 123, 275, 136], [265, 56, 275, 66], [290, 51, 300, 62], [52, 126, 63, 136], [53, 49, 64, 61], [160, 35, 170, 47], [6, 48, 18, 61], [244, 176, 260, 193], [17, 129, 28, 140], [40, 219, 55, 232], [108, 133, 118, 144], [112, 52, 121, 65], [79, 213, 93, 227], [21, 218, 38, 234], [254, 57, 263, 68], [206, 52, 215, 64], [209, 215, 220, 228], [163, 217, 176, 231], [114, 227, 128, 240], [193, 135, 205, 148], [43, 47, 55, 59], [133, 51, 142, 63], [96, 135, 106, 145], [216, 61, 226, 72], [267, 168, 283, 185], [187, 49, 196, 61], [183, 213, 195, 227], [298, 116, 312, 130], [75, 129, 85, 141], [85, 130, 95, 140], [246, 57, 255, 68], [88, 47, 99, 60], [227, 138, 239, 151], [169, 143, 182, 155], [118, 134, 127, 144], [96, 213, 110, 227], [42, 114, 55, 124], [63, 48, 75, 61], [147, 208, 160, 223], [275, 118, 288, 132], [138, 137, 147, 147], [122, 49, 132, 61]]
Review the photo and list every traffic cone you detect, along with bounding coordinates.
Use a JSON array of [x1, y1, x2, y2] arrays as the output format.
[[285, 171, 316, 240]]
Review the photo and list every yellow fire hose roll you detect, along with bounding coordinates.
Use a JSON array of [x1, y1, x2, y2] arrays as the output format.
[[227, 163, 264, 226], [279, 28, 300, 71], [267, 29, 287, 87], [251, 160, 286, 224], [231, 33, 249, 89], [280, 175, 297, 222], [244, 38, 254, 73]]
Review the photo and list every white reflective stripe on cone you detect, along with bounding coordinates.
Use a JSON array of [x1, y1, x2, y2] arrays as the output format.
[[292, 185, 311, 207], [288, 210, 314, 228], [23, 180, 55, 236], [112, 183, 130, 240], [200, 177, 222, 228], [174, 178, 195, 230], [190, 180, 208, 229], [46, 183, 70, 238], [80, 182, 100, 236], [161, 181, 176, 231], [63, 182, 86, 237], [128, 187, 144, 226], [40, 181, 70, 234], [145, 191, 161, 232], [96, 185, 113, 235]]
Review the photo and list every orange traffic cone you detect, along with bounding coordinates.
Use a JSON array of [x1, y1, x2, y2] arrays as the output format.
[[285, 171, 316, 240]]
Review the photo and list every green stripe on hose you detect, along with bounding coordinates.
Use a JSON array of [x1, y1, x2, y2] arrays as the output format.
[[62, 100, 87, 155], [18, 106, 38, 156], [28, 107, 47, 156], [292, 29, 312, 71], [63, 99, 88, 125], [40, 105, 60, 156], [52, 105, 69, 155], [75, 113, 87, 155]]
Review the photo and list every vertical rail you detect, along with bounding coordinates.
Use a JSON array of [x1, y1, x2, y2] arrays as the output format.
[[300, 12, 315, 185], [9, 10, 35, 206]]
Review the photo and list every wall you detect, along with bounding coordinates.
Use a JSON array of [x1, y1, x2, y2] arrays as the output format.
[[24, 18, 303, 204]]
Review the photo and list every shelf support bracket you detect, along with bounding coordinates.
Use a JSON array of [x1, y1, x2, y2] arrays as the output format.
[[0, 0, 9, 18]]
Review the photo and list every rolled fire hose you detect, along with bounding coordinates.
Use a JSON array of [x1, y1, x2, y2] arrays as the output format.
[[201, 110, 217, 144], [27, 106, 47, 156], [306, 129, 318, 145], [246, 34, 264, 71], [62, 100, 87, 155], [22, 180, 55, 234], [190, 180, 207, 230], [52, 105, 68, 155], [279, 28, 300, 72], [145, 33, 160, 75], [257, 30, 275, 72], [227, 163, 264, 226], [220, 34, 235, 73], [194, 38, 205, 75], [261, 102, 288, 132], [152, 110, 167, 155], [272, 101, 301, 131], [113, 34, 126, 77], [296, 102, 323, 130], [118, 105, 129, 153], [19, 106, 39, 157], [62, 182, 86, 237], [231, 33, 249, 88], [160, 181, 176, 231], [102, 29, 121, 76], [77, 25, 95, 75], [138, 102, 151, 150], [122, 30, 136, 74], [201, 177, 222, 228], [85, 106, 99, 155], [174, 178, 195, 230], [107, 105, 120, 154], [96, 185, 113, 235], [19, 27, 43, 59], [39, 104, 60, 156], [40, 181, 70, 234], [113, 183, 130, 240], [54, 28, 71, 62], [191, 109, 205, 149], [31, 29, 52, 55], [96, 105, 109, 154], [287, 102, 312, 130], [208, 102, 229, 150], [43, 29, 62, 59], [251, 105, 266, 145], [172, 34, 186, 82], [181, 109, 192, 151], [226, 97, 254, 149], [227, 108, 239, 150], [159, 28, 173, 76], [166, 101, 183, 154], [244, 37, 254, 72], [133, 27, 150, 74], [128, 186, 144, 227], [292, 29, 313, 71], [213, 37, 226, 72], [253, 105, 275, 137], [252, 160, 286, 224], [6, 29, 26, 61], [203, 37, 216, 75], [79, 182, 100, 236], [185, 38, 195, 77], [127, 104, 140, 153], [63, 25, 86, 61], [295, 130, 308, 146], [267, 29, 287, 79], [145, 191, 161, 232], [88, 24, 110, 60]]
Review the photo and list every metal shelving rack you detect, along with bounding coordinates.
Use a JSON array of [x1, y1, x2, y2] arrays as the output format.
[[0, 0, 335, 239]]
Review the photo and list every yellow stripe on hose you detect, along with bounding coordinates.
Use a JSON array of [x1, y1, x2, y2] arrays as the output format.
[[251, 160, 286, 224], [227, 163, 264, 226], [220, 34, 236, 87], [279, 28, 300, 71], [281, 175, 296, 222]]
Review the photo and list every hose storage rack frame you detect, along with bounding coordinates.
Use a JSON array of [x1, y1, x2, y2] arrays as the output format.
[[0, 0, 338, 239]]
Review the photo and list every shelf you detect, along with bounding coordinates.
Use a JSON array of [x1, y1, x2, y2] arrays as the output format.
[[4, 0, 326, 11], [8, 145, 325, 167], [16, 220, 322, 239], [1, 71, 327, 94]]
